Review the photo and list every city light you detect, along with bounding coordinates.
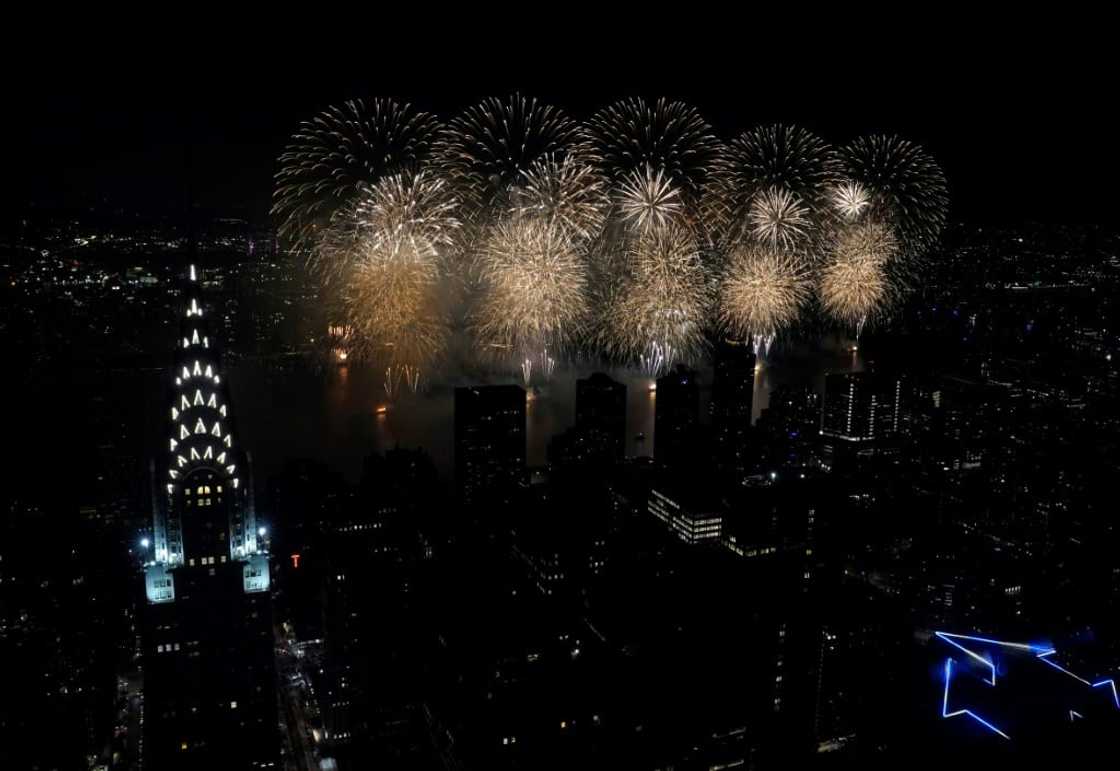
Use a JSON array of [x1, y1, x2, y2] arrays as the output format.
[[258, 526, 267, 538], [140, 537, 150, 549]]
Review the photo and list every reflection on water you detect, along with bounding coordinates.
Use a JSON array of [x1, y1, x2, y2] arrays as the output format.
[[229, 335, 863, 484]]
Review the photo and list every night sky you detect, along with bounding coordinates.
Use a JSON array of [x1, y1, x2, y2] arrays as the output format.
[[9, 41, 1114, 226]]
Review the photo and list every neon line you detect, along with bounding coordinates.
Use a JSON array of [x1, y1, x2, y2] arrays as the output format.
[[1039, 655, 1091, 685], [936, 631, 1051, 653], [941, 658, 1011, 740], [936, 633, 996, 685]]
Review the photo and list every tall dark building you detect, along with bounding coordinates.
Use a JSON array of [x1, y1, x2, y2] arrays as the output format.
[[655, 365, 701, 468], [454, 385, 526, 506], [140, 265, 279, 769], [575, 372, 627, 460], [711, 341, 757, 474]]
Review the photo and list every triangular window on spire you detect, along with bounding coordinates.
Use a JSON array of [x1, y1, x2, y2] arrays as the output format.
[[177, 455, 188, 467], [214, 375, 221, 385], [207, 393, 217, 408], [183, 337, 190, 348], [219, 404, 227, 417], [192, 329, 200, 344], [170, 438, 177, 451], [169, 469, 179, 479], [167, 483, 175, 494], [211, 422, 222, 437], [171, 407, 179, 420], [216, 452, 227, 465], [194, 418, 207, 434], [194, 390, 204, 406], [180, 425, 190, 440], [193, 361, 202, 376], [203, 336, 209, 348], [204, 445, 214, 459], [181, 395, 190, 410], [224, 434, 232, 447], [182, 366, 191, 380], [190, 447, 200, 460], [232, 478, 240, 489], [226, 464, 237, 476], [205, 365, 213, 378]]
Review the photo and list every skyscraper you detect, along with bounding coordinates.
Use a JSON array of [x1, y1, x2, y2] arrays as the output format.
[[454, 385, 526, 506], [711, 341, 757, 475], [140, 265, 278, 770], [575, 372, 627, 460], [819, 372, 902, 471], [655, 365, 701, 469]]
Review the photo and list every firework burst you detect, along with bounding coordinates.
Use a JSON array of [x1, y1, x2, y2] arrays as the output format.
[[719, 242, 811, 342], [587, 97, 721, 199], [509, 156, 609, 244], [838, 135, 948, 258], [598, 223, 712, 372], [748, 187, 812, 250], [273, 98, 440, 250], [818, 221, 898, 330], [717, 124, 838, 206], [473, 217, 589, 358], [828, 180, 873, 221], [710, 124, 837, 241], [436, 94, 585, 215], [317, 170, 460, 390], [617, 165, 685, 233]]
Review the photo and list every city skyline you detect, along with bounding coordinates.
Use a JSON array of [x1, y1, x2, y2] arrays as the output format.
[[4, 66, 1120, 769]]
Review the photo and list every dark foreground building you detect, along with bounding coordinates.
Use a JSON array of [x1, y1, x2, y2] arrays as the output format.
[[140, 265, 278, 769], [454, 384, 526, 506]]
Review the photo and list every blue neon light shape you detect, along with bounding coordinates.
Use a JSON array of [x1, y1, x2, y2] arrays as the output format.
[[1035, 648, 1120, 709], [941, 658, 1011, 740], [936, 630, 1120, 731]]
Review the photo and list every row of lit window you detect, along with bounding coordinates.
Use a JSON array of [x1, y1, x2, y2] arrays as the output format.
[[188, 556, 225, 566]]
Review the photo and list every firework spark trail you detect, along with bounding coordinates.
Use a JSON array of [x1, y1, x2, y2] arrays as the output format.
[[273, 98, 440, 250], [719, 242, 811, 344]]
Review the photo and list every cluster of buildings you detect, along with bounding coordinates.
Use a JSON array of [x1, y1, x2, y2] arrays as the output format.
[[5, 219, 1120, 768]]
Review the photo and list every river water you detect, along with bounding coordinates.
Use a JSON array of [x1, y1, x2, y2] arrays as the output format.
[[228, 336, 865, 484]]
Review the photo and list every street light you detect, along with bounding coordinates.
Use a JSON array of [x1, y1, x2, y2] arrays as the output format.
[[258, 526, 267, 538], [140, 537, 150, 549]]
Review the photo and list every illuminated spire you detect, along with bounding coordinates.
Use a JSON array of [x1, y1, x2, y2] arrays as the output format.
[[150, 263, 259, 570]]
